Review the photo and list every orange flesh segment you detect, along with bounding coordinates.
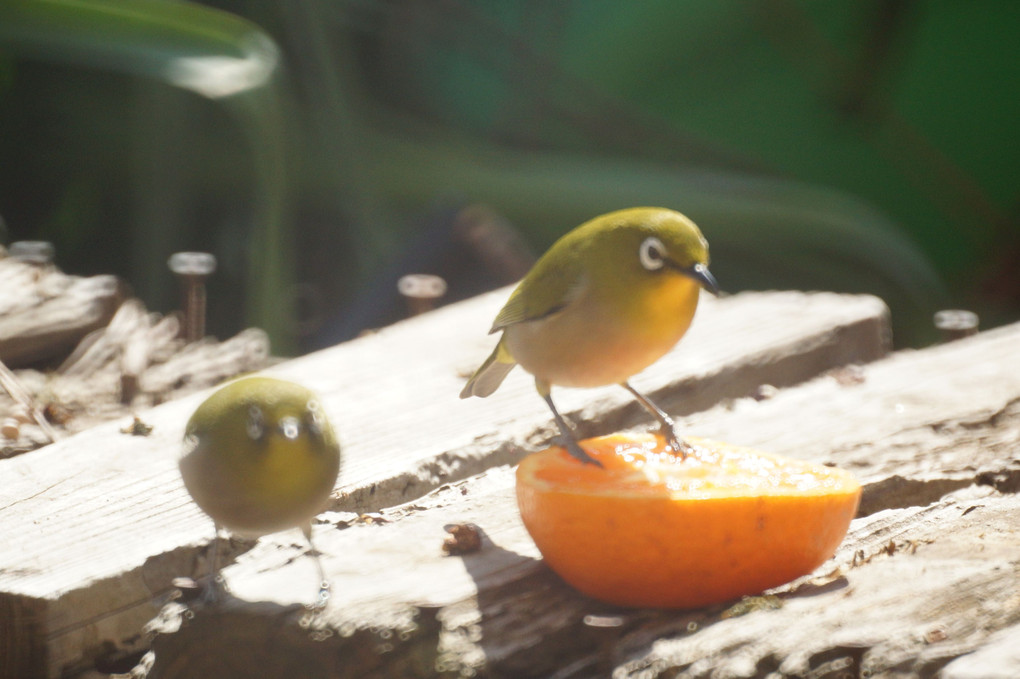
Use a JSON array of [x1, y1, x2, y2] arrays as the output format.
[[525, 435, 856, 499], [516, 434, 861, 609]]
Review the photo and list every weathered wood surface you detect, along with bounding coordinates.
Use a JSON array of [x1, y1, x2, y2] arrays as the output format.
[[146, 320, 1020, 679], [0, 246, 270, 457], [1, 298, 272, 457], [0, 252, 126, 368], [0, 290, 889, 679]]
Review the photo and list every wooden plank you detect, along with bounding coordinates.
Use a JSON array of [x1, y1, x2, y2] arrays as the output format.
[[143, 321, 1020, 678], [0, 255, 126, 368], [941, 623, 1020, 679], [1, 299, 272, 456], [328, 289, 890, 512], [0, 290, 889, 678], [612, 488, 1020, 678]]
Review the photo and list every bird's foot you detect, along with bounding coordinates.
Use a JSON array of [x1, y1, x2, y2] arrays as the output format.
[[202, 574, 230, 604], [309, 580, 331, 611], [173, 573, 229, 607], [562, 436, 603, 468], [660, 425, 695, 460]]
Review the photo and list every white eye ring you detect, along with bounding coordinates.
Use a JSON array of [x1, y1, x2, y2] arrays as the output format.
[[279, 415, 301, 441], [639, 236, 666, 271], [246, 405, 265, 441]]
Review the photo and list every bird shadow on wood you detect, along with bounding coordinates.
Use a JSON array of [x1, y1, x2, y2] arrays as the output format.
[[142, 536, 423, 679], [145, 578, 444, 679], [145, 591, 341, 679], [451, 524, 633, 679]]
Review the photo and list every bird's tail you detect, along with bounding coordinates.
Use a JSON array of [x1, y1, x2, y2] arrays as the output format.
[[460, 339, 516, 398]]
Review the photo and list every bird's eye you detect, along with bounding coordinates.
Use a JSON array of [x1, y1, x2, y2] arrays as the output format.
[[182, 432, 200, 455], [279, 415, 301, 441], [246, 405, 265, 442], [305, 398, 325, 438], [639, 237, 666, 271]]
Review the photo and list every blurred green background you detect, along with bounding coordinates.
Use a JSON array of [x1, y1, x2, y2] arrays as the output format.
[[0, 0, 1017, 355]]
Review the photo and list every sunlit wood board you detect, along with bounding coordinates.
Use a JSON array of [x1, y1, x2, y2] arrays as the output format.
[[0, 289, 890, 678], [147, 321, 1020, 678]]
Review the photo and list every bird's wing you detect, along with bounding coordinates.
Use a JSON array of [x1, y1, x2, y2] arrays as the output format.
[[489, 265, 588, 333]]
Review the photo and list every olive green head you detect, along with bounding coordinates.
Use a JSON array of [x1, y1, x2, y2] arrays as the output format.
[[184, 376, 339, 452], [492, 207, 717, 330], [568, 207, 717, 291]]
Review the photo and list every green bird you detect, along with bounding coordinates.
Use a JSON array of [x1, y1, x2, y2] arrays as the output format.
[[460, 207, 719, 466], [179, 376, 341, 605]]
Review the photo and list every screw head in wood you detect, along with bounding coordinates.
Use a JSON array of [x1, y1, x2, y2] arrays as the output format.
[[9, 240, 55, 265], [168, 252, 217, 278], [398, 273, 447, 316], [933, 309, 978, 342]]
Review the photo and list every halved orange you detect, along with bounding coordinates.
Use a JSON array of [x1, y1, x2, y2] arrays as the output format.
[[516, 434, 860, 608]]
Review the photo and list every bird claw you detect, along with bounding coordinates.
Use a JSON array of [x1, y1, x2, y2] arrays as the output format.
[[187, 573, 229, 606], [564, 437, 603, 468], [661, 426, 694, 460], [309, 580, 331, 611]]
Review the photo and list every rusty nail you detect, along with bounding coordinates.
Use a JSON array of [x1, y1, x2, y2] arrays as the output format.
[[398, 274, 447, 316], [933, 309, 978, 342], [168, 252, 217, 342], [583, 613, 624, 673], [9, 241, 55, 265], [120, 374, 139, 406], [412, 602, 444, 637]]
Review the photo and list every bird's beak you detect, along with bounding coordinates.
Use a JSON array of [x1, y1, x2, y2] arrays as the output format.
[[681, 262, 720, 296]]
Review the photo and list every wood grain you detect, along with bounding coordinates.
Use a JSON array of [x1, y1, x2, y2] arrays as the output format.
[[0, 289, 888, 678], [0, 255, 126, 368], [145, 321, 1020, 678]]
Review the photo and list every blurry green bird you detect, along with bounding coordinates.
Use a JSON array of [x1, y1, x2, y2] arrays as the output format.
[[179, 376, 341, 606], [460, 207, 719, 465]]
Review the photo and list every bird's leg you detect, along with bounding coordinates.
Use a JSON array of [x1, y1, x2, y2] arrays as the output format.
[[198, 524, 229, 604], [621, 382, 694, 459], [537, 379, 602, 467], [302, 523, 331, 610]]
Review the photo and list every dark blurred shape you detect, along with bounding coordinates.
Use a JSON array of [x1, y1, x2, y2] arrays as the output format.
[[981, 213, 1020, 312], [309, 203, 534, 350], [451, 203, 535, 286], [836, 0, 915, 120], [2, 1, 1015, 352]]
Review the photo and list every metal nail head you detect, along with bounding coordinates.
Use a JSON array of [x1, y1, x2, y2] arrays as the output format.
[[9, 241, 55, 265], [398, 274, 447, 316], [933, 309, 978, 343]]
